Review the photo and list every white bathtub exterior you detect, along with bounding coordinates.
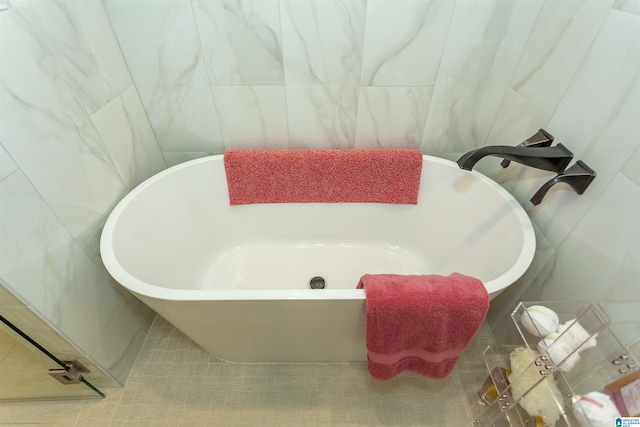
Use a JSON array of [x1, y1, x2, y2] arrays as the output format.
[[100, 154, 535, 362]]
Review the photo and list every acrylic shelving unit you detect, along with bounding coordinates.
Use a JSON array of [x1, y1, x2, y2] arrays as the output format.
[[465, 301, 640, 427]]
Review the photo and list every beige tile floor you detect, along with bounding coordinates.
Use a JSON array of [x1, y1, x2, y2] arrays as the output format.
[[0, 316, 496, 426], [0, 328, 99, 401]]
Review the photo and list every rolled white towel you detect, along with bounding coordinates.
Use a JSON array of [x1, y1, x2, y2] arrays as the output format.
[[557, 319, 597, 350], [573, 391, 620, 427], [537, 333, 581, 372], [521, 305, 559, 337]]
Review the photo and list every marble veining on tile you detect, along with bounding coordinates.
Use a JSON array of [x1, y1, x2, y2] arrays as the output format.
[[614, 0, 640, 15], [420, 0, 544, 153], [360, 0, 454, 87], [90, 302, 155, 385], [1, 3, 127, 245], [510, 0, 613, 116], [0, 143, 18, 182], [193, 0, 284, 85], [91, 86, 166, 190], [0, 171, 126, 363], [540, 174, 640, 303], [212, 86, 289, 150], [522, 9, 640, 248], [104, 0, 224, 153], [286, 85, 359, 149], [355, 86, 433, 149], [621, 146, 640, 186], [22, 0, 133, 115], [281, 0, 367, 86]]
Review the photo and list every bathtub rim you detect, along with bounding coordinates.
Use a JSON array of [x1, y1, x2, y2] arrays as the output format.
[[100, 154, 536, 301]]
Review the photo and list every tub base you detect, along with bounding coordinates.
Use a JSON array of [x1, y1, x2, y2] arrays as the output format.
[[138, 294, 368, 362]]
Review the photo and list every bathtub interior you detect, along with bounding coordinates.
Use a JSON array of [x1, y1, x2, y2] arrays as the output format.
[[103, 155, 534, 298]]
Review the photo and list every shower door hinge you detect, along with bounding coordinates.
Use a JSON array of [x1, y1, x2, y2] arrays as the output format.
[[48, 360, 89, 385]]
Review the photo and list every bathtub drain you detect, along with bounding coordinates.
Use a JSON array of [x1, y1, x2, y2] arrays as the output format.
[[309, 276, 325, 289]]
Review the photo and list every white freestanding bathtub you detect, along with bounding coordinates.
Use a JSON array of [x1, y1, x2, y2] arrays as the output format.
[[100, 154, 535, 362]]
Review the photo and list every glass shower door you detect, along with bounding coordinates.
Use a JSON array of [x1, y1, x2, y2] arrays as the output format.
[[0, 314, 104, 401]]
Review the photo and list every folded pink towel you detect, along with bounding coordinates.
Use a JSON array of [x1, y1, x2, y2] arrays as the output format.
[[223, 149, 422, 205], [357, 273, 489, 380]]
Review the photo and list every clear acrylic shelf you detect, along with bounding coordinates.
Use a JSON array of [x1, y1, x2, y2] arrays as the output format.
[[467, 301, 640, 427]]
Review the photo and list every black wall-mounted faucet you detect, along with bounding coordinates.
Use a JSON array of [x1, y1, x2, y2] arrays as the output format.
[[530, 161, 596, 205], [500, 129, 554, 168], [456, 129, 573, 173], [457, 129, 597, 205]]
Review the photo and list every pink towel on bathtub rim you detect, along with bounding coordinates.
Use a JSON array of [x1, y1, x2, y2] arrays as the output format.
[[357, 273, 489, 381], [223, 149, 423, 205]]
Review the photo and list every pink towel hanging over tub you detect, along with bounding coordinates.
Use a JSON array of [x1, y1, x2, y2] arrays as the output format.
[[223, 149, 423, 205], [357, 273, 489, 381]]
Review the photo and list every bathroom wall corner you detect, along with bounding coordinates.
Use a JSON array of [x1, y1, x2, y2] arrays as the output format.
[[89, 301, 155, 385], [487, 223, 555, 343]]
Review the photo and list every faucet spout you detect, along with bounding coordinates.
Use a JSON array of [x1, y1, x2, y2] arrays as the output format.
[[457, 143, 573, 173], [501, 129, 554, 168], [530, 160, 596, 205]]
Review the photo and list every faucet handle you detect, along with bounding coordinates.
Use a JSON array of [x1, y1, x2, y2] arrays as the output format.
[[530, 160, 596, 205], [501, 129, 555, 168]]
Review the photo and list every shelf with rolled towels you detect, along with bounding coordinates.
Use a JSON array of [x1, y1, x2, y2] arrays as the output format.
[[465, 301, 639, 427]]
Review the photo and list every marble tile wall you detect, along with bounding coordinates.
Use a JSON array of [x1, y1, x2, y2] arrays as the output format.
[[0, 0, 162, 386], [488, 3, 640, 323], [105, 0, 639, 309], [104, 0, 549, 160], [507, 6, 640, 308], [0, 0, 638, 390]]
